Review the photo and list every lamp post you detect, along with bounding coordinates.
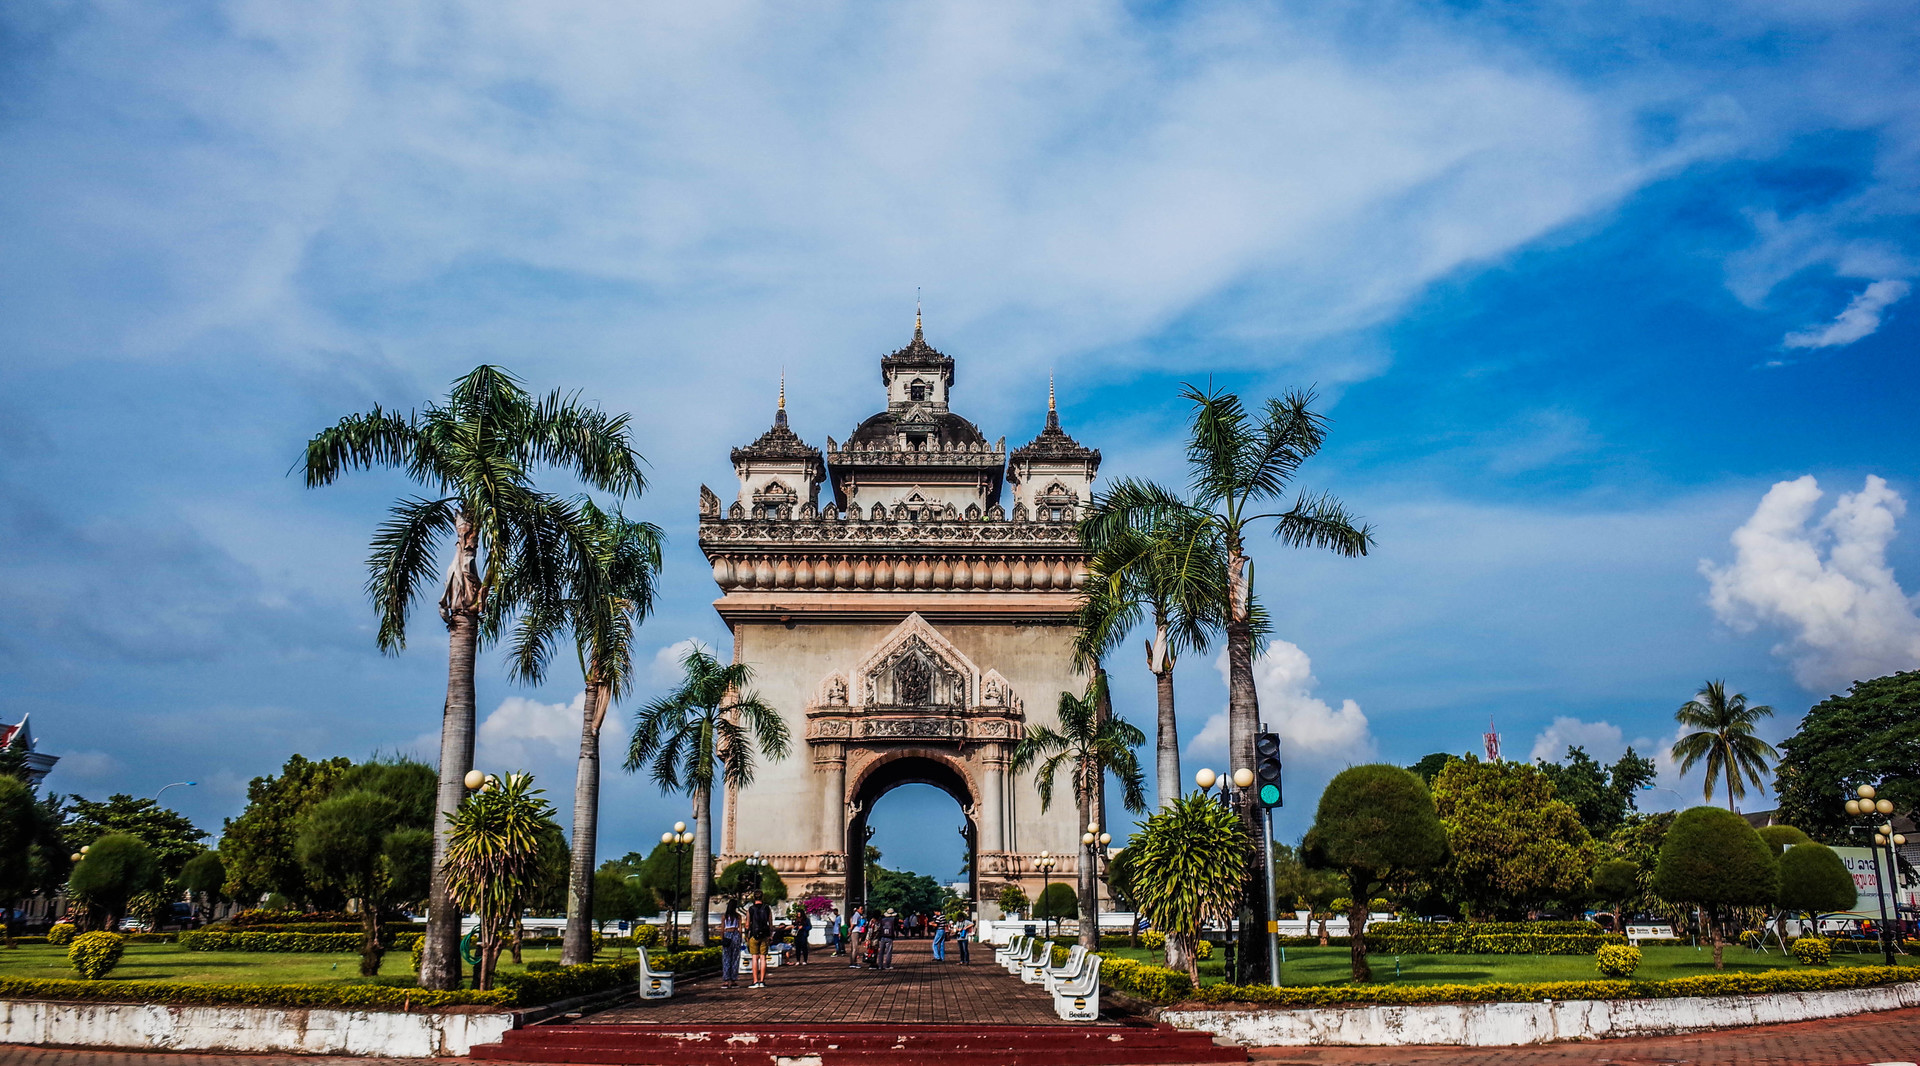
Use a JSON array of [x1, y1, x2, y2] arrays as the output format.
[[661, 822, 692, 952], [154, 782, 196, 805], [862, 825, 877, 913], [1843, 785, 1903, 967], [1080, 822, 1112, 944], [1035, 852, 1059, 936]]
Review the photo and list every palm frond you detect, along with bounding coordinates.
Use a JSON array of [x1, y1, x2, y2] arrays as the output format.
[[300, 407, 420, 487], [364, 495, 458, 653]]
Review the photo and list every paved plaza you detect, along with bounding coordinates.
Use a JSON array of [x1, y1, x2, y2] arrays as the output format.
[[586, 936, 1087, 1026]]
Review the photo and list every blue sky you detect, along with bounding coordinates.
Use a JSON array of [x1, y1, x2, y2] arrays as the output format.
[[3, 1, 1918, 882]]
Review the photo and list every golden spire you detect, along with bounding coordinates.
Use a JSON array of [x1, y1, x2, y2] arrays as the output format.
[[778, 369, 786, 411], [914, 288, 923, 341], [1048, 371, 1056, 412]]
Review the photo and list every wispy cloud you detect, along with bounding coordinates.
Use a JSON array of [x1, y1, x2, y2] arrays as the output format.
[[1783, 279, 1911, 349]]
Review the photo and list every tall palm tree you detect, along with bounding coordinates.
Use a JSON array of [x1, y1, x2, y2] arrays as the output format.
[[302, 365, 644, 989], [1672, 680, 1778, 811], [505, 502, 664, 965], [625, 645, 790, 948], [1078, 501, 1226, 808], [1010, 676, 1148, 948]]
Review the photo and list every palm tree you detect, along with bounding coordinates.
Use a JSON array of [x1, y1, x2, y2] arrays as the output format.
[[505, 502, 664, 966], [625, 645, 790, 948], [443, 771, 558, 990], [1078, 501, 1225, 808], [1672, 680, 1778, 811], [302, 365, 644, 989], [1010, 676, 1148, 948]]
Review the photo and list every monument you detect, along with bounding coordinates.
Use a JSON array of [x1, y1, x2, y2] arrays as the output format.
[[697, 317, 1101, 912]]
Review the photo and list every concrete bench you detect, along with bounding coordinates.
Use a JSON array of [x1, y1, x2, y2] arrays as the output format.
[[1043, 943, 1087, 993], [996, 934, 1028, 972], [636, 946, 675, 1000], [1020, 940, 1057, 985], [1052, 954, 1102, 1021], [1008, 936, 1044, 976]]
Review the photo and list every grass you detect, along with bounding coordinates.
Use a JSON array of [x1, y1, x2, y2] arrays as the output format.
[[1098, 943, 1920, 986], [0, 938, 614, 986]]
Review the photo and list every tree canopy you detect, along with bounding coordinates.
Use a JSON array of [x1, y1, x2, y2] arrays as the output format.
[[219, 754, 354, 906], [867, 867, 949, 917], [1756, 824, 1813, 856], [69, 833, 162, 927], [1651, 806, 1778, 968], [65, 794, 206, 880], [1672, 680, 1777, 810], [1432, 757, 1596, 918], [1305, 764, 1445, 981], [1777, 841, 1856, 918], [1774, 670, 1920, 840], [1534, 745, 1657, 838]]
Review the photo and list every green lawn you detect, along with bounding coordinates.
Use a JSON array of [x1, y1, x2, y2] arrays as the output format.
[[0, 939, 607, 985], [1098, 943, 1920, 986]]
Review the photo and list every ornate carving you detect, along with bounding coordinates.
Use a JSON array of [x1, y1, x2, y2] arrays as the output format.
[[823, 674, 848, 705], [895, 654, 931, 705], [699, 484, 721, 517], [863, 717, 965, 739]]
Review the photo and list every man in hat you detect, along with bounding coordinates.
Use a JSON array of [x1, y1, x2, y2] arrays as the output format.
[[876, 908, 900, 969]]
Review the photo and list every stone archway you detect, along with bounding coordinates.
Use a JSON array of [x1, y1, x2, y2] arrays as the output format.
[[844, 751, 980, 911]]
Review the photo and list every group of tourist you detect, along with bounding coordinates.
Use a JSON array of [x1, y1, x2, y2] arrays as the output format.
[[716, 896, 977, 988]]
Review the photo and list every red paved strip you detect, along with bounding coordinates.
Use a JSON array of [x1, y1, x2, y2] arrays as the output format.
[[1239, 1005, 1920, 1065]]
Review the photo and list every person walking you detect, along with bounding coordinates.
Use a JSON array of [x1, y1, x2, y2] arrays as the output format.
[[877, 908, 899, 969], [746, 891, 774, 989], [719, 901, 743, 989], [794, 906, 812, 966], [847, 905, 867, 969], [955, 914, 972, 964], [824, 909, 841, 956], [931, 913, 947, 961]]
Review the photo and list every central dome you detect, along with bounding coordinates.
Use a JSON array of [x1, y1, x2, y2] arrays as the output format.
[[844, 408, 989, 450]]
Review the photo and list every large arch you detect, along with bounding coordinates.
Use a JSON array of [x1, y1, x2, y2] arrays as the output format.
[[845, 750, 979, 912]]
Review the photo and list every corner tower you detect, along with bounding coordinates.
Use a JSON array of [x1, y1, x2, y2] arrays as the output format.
[[697, 321, 1100, 913]]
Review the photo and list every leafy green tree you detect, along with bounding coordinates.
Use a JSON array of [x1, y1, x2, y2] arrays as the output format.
[[1011, 675, 1148, 947], [1672, 680, 1778, 811], [1304, 765, 1446, 982], [1409, 753, 1458, 785], [1535, 745, 1658, 838], [1651, 806, 1779, 968], [444, 771, 559, 990], [295, 790, 412, 974], [625, 644, 789, 949], [994, 883, 1030, 919], [504, 501, 664, 965], [1033, 882, 1079, 925], [867, 868, 948, 918], [591, 870, 639, 934], [1131, 793, 1249, 984], [1080, 387, 1372, 971], [626, 843, 692, 917], [178, 851, 226, 922], [219, 755, 353, 907], [1606, 811, 1678, 926], [1589, 859, 1640, 934], [714, 859, 788, 906], [1774, 670, 1920, 840], [65, 795, 206, 880], [1079, 493, 1225, 809], [1103, 844, 1137, 912], [303, 364, 644, 990], [1756, 824, 1813, 856], [1432, 758, 1596, 919], [0, 776, 39, 946], [1776, 842, 1855, 925], [69, 834, 161, 930]]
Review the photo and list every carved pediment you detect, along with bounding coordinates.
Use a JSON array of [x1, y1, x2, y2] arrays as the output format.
[[847, 613, 978, 709]]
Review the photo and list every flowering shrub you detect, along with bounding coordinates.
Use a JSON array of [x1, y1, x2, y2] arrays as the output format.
[[1792, 937, 1832, 966], [47, 924, 76, 946], [68, 932, 126, 980], [1595, 944, 1641, 978]]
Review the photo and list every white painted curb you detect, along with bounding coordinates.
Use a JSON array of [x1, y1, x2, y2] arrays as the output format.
[[1163, 981, 1920, 1047], [0, 999, 513, 1057]]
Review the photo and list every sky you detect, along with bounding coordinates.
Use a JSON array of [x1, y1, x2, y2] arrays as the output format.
[[3, 0, 1918, 883]]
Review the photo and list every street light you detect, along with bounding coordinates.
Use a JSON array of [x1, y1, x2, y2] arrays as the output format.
[[862, 825, 877, 912], [1081, 822, 1112, 944], [662, 822, 691, 951], [1841, 784, 1900, 967], [1195, 765, 1270, 985], [1035, 852, 1059, 936], [154, 782, 196, 805]]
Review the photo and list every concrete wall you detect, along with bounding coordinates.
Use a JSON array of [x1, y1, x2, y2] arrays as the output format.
[[0, 999, 512, 1057], [1163, 981, 1920, 1047]]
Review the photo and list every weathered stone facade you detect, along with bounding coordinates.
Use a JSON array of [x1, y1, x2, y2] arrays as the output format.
[[700, 321, 1100, 912]]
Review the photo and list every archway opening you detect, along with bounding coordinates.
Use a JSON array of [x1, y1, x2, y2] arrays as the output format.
[[845, 755, 978, 915]]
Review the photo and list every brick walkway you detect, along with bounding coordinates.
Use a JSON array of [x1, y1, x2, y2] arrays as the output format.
[[582, 936, 1081, 1026]]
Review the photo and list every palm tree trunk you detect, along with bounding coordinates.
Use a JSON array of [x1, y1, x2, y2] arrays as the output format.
[[420, 598, 479, 991], [1725, 755, 1738, 812], [1154, 666, 1179, 809], [562, 681, 606, 966], [1078, 769, 1097, 950], [690, 782, 712, 948], [1224, 610, 1267, 982]]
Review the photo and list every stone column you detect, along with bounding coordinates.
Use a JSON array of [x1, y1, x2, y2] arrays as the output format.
[[982, 748, 1006, 853], [818, 744, 847, 854]]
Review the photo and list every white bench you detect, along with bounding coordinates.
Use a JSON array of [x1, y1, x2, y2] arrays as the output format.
[[1052, 954, 1102, 1021], [636, 946, 675, 1000], [1021, 940, 1057, 985], [1043, 943, 1087, 993], [1008, 936, 1044, 976], [996, 934, 1028, 972]]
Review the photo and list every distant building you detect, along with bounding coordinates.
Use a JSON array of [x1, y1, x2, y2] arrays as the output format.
[[0, 714, 57, 786]]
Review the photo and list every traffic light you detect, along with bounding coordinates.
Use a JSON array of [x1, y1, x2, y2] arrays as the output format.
[[1253, 731, 1283, 807]]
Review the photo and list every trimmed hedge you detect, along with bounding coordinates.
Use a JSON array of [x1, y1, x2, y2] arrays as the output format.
[[494, 948, 722, 1005], [1363, 921, 1621, 956], [178, 930, 424, 953], [203, 923, 426, 936], [1595, 944, 1640, 978], [1101, 956, 1195, 1002], [47, 924, 76, 946], [0, 975, 508, 1010], [1160, 965, 1917, 1008]]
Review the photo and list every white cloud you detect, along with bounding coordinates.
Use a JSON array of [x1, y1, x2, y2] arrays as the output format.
[[1184, 709, 1231, 770], [649, 639, 708, 688], [1194, 640, 1376, 767], [1528, 716, 1626, 765], [1702, 475, 1920, 690], [1783, 279, 1912, 348]]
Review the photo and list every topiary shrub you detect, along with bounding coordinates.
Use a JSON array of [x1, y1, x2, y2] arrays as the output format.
[[1194, 939, 1213, 960], [632, 924, 660, 947], [1139, 930, 1167, 950], [69, 932, 126, 979], [1792, 936, 1832, 966], [47, 923, 76, 946], [1595, 944, 1641, 978]]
